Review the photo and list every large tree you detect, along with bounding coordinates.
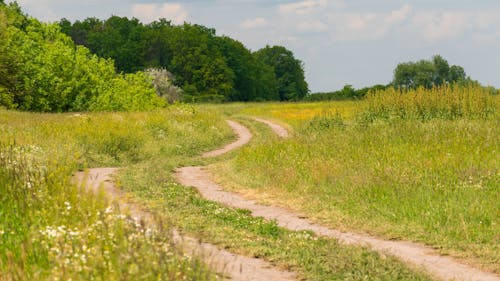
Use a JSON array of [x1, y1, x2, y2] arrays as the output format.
[[215, 36, 278, 101], [393, 55, 467, 89], [254, 45, 309, 101]]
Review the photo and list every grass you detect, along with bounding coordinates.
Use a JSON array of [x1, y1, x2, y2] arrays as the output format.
[[118, 145, 432, 281], [212, 86, 500, 272], [0, 106, 231, 280], [0, 105, 434, 280]]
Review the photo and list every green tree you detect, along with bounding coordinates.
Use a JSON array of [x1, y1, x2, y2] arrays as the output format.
[[254, 45, 309, 101], [0, 3, 163, 112], [167, 24, 234, 101], [59, 16, 307, 102], [393, 55, 467, 89], [214, 36, 278, 101]]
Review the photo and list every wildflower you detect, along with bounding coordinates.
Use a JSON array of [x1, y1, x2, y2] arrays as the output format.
[[64, 201, 72, 211], [105, 206, 113, 214]]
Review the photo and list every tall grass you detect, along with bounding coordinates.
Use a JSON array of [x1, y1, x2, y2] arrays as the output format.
[[0, 106, 432, 280], [215, 88, 500, 272], [0, 106, 231, 280], [363, 84, 497, 121]]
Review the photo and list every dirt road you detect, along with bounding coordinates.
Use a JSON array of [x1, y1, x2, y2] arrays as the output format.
[[75, 125, 296, 281], [176, 118, 499, 281]]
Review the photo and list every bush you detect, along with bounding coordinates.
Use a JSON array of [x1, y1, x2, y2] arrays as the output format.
[[144, 68, 183, 103], [0, 3, 163, 112]]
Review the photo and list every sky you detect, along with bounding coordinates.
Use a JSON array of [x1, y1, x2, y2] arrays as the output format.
[[7, 0, 500, 92]]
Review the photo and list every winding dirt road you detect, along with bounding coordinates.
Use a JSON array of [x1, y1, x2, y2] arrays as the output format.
[[202, 120, 252, 157], [176, 118, 500, 281], [75, 119, 297, 281]]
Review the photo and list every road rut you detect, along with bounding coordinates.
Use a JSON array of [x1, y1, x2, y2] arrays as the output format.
[[176, 118, 499, 281]]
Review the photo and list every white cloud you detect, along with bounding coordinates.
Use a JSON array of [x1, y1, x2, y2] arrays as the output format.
[[132, 3, 188, 24], [325, 5, 412, 42], [413, 11, 467, 42], [278, 0, 328, 16], [297, 20, 327, 32], [241, 17, 268, 29], [385, 4, 412, 24]]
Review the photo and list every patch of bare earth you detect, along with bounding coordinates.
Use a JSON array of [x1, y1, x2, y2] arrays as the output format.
[[75, 167, 297, 281], [176, 119, 500, 281], [253, 117, 290, 138], [202, 120, 252, 157]]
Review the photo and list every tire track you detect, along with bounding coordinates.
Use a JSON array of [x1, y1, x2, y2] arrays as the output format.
[[75, 119, 296, 281], [176, 118, 499, 281]]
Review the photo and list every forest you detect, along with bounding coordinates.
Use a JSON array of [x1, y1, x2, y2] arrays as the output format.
[[0, 2, 308, 112]]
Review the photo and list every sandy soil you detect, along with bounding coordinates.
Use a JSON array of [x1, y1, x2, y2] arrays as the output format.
[[176, 119, 500, 281], [253, 117, 290, 138], [202, 120, 252, 157]]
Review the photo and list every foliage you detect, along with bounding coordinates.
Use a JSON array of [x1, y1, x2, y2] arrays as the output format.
[[393, 55, 467, 89], [60, 18, 303, 102], [305, 84, 388, 101], [0, 4, 164, 112], [254, 45, 309, 101], [214, 36, 279, 101], [89, 72, 165, 111], [144, 68, 183, 103], [362, 84, 497, 121]]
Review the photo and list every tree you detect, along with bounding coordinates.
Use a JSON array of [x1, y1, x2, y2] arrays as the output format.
[[254, 45, 309, 101], [214, 36, 278, 101], [59, 16, 308, 102], [393, 55, 467, 89], [0, 3, 163, 112]]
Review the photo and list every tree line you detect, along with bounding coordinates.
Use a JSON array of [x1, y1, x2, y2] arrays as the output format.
[[307, 55, 496, 102], [59, 17, 309, 102]]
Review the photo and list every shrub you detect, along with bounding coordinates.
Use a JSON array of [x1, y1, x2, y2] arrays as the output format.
[[145, 68, 183, 104]]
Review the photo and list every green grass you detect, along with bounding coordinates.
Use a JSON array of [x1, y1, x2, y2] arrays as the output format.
[[0, 106, 231, 280], [0, 105, 434, 280], [118, 150, 432, 281], [213, 93, 500, 272]]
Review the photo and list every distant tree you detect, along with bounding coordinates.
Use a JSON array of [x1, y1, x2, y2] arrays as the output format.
[[254, 45, 309, 101], [167, 24, 234, 101], [393, 55, 467, 89], [60, 17, 308, 102], [214, 36, 278, 101]]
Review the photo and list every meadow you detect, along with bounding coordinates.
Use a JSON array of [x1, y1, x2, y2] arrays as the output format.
[[213, 85, 499, 273], [0, 107, 231, 280], [0, 104, 434, 280]]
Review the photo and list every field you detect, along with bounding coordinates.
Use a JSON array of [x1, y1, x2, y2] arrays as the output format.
[[0, 107, 231, 280], [0, 85, 498, 280], [214, 86, 500, 272]]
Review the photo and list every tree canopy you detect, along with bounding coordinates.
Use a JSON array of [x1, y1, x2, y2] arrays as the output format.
[[392, 55, 467, 89], [254, 46, 309, 101], [60, 17, 308, 102], [0, 3, 164, 112]]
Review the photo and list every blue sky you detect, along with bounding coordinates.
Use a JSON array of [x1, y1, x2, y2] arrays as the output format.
[[9, 0, 500, 92]]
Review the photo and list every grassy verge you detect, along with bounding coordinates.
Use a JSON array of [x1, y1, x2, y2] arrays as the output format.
[[0, 106, 231, 280], [212, 89, 499, 272], [119, 155, 432, 281], [117, 111, 432, 280], [0, 104, 436, 280]]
